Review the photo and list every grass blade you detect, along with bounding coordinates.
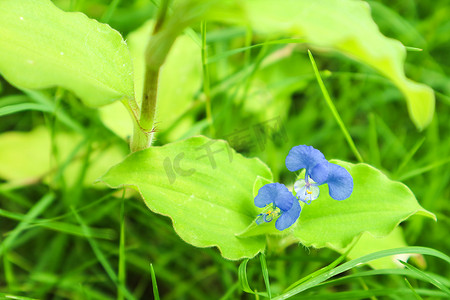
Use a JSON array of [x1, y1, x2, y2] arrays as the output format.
[[308, 50, 363, 163], [238, 258, 254, 294], [285, 288, 447, 299], [275, 247, 450, 299], [399, 260, 450, 297], [71, 207, 136, 300], [368, 113, 381, 167], [260, 253, 272, 299], [150, 263, 160, 300], [118, 190, 126, 300], [395, 137, 426, 177], [284, 236, 359, 293], [0, 293, 39, 300], [238, 257, 268, 298], [404, 277, 424, 300], [398, 157, 450, 181], [405, 46, 423, 52], [100, 0, 122, 23], [220, 282, 239, 300], [0, 103, 52, 116], [207, 38, 306, 64], [0, 193, 55, 258], [316, 268, 450, 289]]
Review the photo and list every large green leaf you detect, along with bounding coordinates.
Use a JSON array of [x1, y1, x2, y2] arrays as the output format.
[[242, 0, 435, 129], [100, 136, 272, 260], [0, 0, 134, 107], [293, 161, 435, 249], [0, 127, 79, 181], [0, 127, 126, 187], [239, 160, 434, 252]]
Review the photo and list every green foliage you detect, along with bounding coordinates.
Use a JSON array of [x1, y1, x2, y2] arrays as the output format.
[[0, 126, 126, 187], [100, 136, 272, 260], [0, 193, 55, 258], [338, 227, 409, 270], [0, 0, 134, 107], [101, 141, 434, 260], [0, 0, 449, 298], [239, 161, 434, 252], [294, 161, 435, 249], [243, 0, 435, 129], [278, 246, 450, 299], [400, 260, 450, 297]]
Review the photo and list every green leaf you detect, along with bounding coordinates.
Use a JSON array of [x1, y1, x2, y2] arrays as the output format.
[[99, 136, 273, 260], [238, 161, 434, 245], [0, 127, 125, 187], [335, 227, 410, 270], [0, 0, 134, 107], [238, 258, 267, 297], [293, 160, 435, 249], [238, 259, 254, 294], [253, 176, 272, 197], [242, 0, 435, 129]]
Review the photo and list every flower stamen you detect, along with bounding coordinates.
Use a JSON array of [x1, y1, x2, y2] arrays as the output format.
[[256, 204, 281, 225]]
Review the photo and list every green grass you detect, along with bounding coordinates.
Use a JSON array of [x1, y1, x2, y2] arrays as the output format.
[[1, 0, 450, 299]]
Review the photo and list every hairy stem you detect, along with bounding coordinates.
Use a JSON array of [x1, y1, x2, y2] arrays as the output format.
[[139, 68, 159, 132], [130, 0, 171, 152], [130, 0, 216, 151]]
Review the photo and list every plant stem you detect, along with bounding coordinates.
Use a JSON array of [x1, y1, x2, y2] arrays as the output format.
[[131, 0, 171, 152], [130, 0, 213, 151], [153, 0, 170, 34], [139, 68, 159, 132]]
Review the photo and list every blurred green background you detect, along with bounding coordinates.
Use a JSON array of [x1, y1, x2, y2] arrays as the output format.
[[0, 0, 449, 299]]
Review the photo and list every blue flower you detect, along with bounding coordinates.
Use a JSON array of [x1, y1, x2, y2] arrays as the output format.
[[254, 145, 353, 231], [254, 183, 301, 231], [286, 145, 353, 203]]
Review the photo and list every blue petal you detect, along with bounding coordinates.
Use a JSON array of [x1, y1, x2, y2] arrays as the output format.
[[254, 183, 294, 211], [309, 161, 329, 184], [285, 145, 326, 173], [275, 200, 301, 231], [325, 163, 353, 200]]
